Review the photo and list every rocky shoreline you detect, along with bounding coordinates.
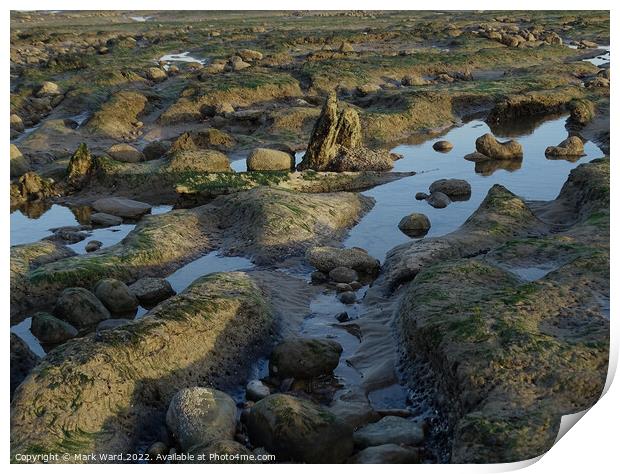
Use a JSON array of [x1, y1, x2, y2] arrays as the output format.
[[10, 10, 609, 465]]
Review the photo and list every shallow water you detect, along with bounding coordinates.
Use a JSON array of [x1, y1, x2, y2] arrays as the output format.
[[130, 16, 152, 22], [568, 44, 610, 66], [10, 114, 604, 417], [134, 252, 255, 318], [345, 116, 602, 260], [159, 51, 206, 65], [10, 205, 173, 249]]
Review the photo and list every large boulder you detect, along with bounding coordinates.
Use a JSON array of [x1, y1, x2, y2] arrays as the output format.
[[10, 114, 25, 132], [545, 136, 585, 157], [128, 277, 176, 308], [353, 416, 425, 448], [94, 278, 139, 314], [53, 287, 110, 329], [429, 178, 472, 200], [247, 394, 354, 463], [10, 144, 29, 178], [36, 81, 62, 97], [142, 140, 171, 161], [432, 140, 453, 152], [246, 148, 294, 171], [269, 338, 343, 379], [92, 197, 152, 218], [166, 150, 232, 173], [166, 387, 237, 451], [106, 143, 145, 163], [146, 67, 167, 82], [306, 246, 380, 276], [10, 334, 39, 399], [427, 191, 451, 209], [298, 92, 362, 171], [475, 133, 523, 160], [329, 266, 358, 283], [30, 312, 78, 344], [398, 213, 431, 238]]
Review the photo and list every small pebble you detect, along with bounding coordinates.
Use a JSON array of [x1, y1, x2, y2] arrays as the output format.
[[336, 311, 350, 322], [339, 291, 357, 305], [85, 240, 102, 252]]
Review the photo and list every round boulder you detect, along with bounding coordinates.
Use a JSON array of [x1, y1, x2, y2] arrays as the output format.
[[106, 143, 145, 163], [53, 287, 110, 329], [10, 144, 29, 178], [94, 278, 139, 314], [427, 191, 451, 209], [166, 387, 237, 451], [429, 178, 471, 200], [339, 291, 357, 305], [545, 136, 585, 156], [36, 81, 62, 97], [166, 150, 232, 173], [11, 114, 24, 132], [247, 393, 354, 463], [306, 246, 380, 276], [398, 213, 431, 238], [128, 277, 176, 308], [246, 380, 270, 402], [146, 67, 168, 82], [432, 140, 453, 152], [30, 312, 78, 344], [269, 338, 343, 379], [246, 148, 294, 171], [475, 133, 523, 160], [328, 266, 358, 284]]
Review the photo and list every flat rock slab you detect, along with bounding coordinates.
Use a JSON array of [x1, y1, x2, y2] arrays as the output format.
[[90, 212, 123, 227], [92, 197, 152, 218]]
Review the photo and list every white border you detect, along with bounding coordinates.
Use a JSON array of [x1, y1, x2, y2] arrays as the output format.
[[3, 2, 616, 471]]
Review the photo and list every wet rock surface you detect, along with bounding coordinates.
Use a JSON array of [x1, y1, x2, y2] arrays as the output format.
[[94, 278, 139, 314], [269, 338, 343, 379], [166, 387, 237, 451], [247, 393, 354, 463], [53, 287, 110, 329], [8, 9, 610, 465]]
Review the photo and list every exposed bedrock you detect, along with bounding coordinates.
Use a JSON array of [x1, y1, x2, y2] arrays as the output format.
[[10, 271, 315, 460], [10, 188, 372, 320], [298, 92, 393, 172], [347, 159, 609, 463], [396, 159, 608, 462]]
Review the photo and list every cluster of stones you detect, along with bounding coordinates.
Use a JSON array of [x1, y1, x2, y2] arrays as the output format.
[[156, 331, 426, 464], [307, 246, 380, 305], [10, 81, 64, 139], [29, 276, 175, 346], [476, 24, 562, 48]]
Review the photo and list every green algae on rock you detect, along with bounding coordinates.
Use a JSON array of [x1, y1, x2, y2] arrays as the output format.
[[11, 272, 273, 458]]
